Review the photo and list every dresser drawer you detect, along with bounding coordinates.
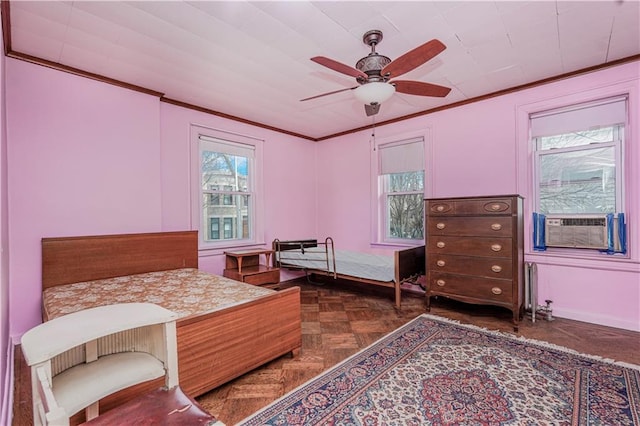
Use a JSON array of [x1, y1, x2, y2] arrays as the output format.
[[428, 255, 512, 278], [428, 273, 513, 303], [428, 201, 454, 214], [428, 198, 513, 216], [427, 236, 512, 257], [427, 217, 512, 237]]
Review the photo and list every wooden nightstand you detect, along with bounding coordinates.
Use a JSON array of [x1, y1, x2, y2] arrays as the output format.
[[223, 249, 280, 287]]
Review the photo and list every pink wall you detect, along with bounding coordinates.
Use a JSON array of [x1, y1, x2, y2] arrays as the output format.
[[5, 58, 317, 337], [317, 61, 640, 331], [315, 135, 373, 252], [6, 58, 164, 335]]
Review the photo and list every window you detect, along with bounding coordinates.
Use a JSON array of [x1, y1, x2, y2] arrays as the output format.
[[210, 218, 220, 240], [193, 127, 263, 249], [377, 138, 425, 243], [531, 96, 626, 215], [222, 185, 234, 206], [209, 185, 220, 206], [223, 217, 233, 239]]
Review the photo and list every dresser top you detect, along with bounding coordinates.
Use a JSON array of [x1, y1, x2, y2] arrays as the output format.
[[425, 194, 523, 201]]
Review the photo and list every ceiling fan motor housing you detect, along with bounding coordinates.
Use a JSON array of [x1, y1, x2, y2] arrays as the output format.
[[356, 30, 390, 83], [356, 55, 391, 82]]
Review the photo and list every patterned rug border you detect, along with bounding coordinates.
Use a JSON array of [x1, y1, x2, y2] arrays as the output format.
[[238, 313, 640, 424], [420, 314, 640, 372]]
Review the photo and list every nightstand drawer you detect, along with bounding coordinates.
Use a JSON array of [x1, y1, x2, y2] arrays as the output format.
[[428, 255, 512, 278], [223, 265, 280, 286], [429, 273, 513, 304], [242, 269, 280, 285]]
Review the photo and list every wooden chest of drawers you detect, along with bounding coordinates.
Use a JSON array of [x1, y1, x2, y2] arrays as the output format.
[[425, 195, 524, 329]]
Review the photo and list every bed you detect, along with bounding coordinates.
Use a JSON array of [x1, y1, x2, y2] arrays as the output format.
[[272, 237, 425, 309], [40, 230, 301, 421]]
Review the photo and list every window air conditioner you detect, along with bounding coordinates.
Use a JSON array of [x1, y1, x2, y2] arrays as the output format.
[[544, 215, 618, 250]]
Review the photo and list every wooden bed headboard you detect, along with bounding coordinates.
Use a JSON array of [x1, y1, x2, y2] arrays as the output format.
[[272, 239, 319, 251], [42, 230, 199, 290]]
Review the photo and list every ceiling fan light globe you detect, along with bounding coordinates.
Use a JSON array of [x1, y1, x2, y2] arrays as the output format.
[[354, 82, 395, 105]]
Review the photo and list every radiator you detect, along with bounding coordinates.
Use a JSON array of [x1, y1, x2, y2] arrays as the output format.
[[524, 262, 538, 323], [524, 262, 554, 322]]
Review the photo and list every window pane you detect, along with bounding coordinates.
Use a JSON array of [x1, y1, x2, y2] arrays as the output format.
[[223, 218, 233, 239], [539, 127, 614, 150], [387, 194, 424, 239], [210, 218, 219, 240], [209, 189, 220, 205], [201, 151, 249, 192], [202, 194, 250, 242], [539, 146, 616, 214], [387, 171, 424, 192]]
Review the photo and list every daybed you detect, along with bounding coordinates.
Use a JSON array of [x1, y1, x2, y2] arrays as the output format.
[[272, 237, 424, 309], [40, 230, 301, 422]]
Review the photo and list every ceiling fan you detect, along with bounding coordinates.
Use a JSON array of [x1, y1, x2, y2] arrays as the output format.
[[302, 30, 451, 117]]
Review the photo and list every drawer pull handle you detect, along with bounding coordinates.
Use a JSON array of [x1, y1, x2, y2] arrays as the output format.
[[436, 205, 445, 212], [491, 223, 502, 231], [436, 241, 446, 248], [491, 265, 502, 273], [436, 223, 446, 230], [491, 287, 502, 295], [491, 244, 502, 252], [436, 279, 446, 287], [436, 260, 446, 267], [491, 204, 501, 211]]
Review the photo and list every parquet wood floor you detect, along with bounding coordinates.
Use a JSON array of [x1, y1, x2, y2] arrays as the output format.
[[195, 277, 640, 424], [12, 277, 640, 425]]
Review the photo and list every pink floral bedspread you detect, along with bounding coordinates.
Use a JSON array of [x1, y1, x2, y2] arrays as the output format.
[[43, 268, 275, 321]]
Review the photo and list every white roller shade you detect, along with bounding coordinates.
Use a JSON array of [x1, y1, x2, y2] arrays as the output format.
[[379, 137, 424, 175], [530, 96, 627, 138], [199, 135, 255, 158]]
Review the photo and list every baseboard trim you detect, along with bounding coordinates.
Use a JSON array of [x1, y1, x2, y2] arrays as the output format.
[[554, 308, 640, 333]]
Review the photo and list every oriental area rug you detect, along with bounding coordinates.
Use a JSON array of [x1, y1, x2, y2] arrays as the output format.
[[238, 314, 640, 425]]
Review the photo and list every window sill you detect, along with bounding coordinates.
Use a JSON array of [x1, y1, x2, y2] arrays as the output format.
[[525, 249, 638, 272]]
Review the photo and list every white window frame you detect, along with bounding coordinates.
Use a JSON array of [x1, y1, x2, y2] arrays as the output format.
[[516, 86, 635, 264], [532, 126, 624, 215], [191, 125, 264, 252], [370, 130, 432, 247]]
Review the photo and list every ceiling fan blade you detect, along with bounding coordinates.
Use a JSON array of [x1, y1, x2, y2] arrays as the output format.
[[311, 56, 368, 79], [364, 103, 380, 116], [392, 80, 451, 97], [381, 39, 446, 78], [300, 86, 359, 102]]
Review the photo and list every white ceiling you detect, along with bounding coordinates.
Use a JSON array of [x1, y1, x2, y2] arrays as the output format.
[[7, 1, 640, 140]]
